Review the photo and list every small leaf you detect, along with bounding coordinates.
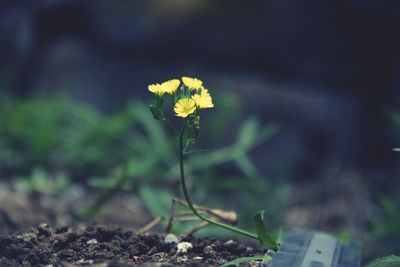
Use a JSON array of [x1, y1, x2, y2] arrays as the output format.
[[252, 210, 278, 250], [220, 255, 272, 267], [366, 255, 400, 267]]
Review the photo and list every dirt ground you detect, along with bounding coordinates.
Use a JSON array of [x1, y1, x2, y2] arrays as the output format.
[[0, 175, 375, 266], [0, 182, 152, 232], [0, 224, 268, 266], [0, 182, 271, 266]]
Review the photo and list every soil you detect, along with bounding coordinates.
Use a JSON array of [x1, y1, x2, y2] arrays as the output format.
[[0, 224, 268, 267], [0, 182, 271, 266], [0, 182, 152, 232], [0, 176, 372, 266]]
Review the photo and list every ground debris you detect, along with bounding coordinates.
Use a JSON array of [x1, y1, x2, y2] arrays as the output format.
[[0, 225, 267, 266]]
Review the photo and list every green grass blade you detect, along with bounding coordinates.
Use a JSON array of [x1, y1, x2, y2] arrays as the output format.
[[139, 185, 172, 217], [366, 255, 400, 267], [252, 210, 278, 250]]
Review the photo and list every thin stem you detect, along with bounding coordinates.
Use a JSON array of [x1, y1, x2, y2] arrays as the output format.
[[178, 124, 258, 239]]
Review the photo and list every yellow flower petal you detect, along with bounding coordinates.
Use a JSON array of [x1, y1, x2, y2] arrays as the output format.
[[161, 79, 180, 94], [192, 89, 214, 109], [201, 87, 209, 95], [174, 98, 196, 118], [182, 77, 203, 90], [148, 83, 164, 96]]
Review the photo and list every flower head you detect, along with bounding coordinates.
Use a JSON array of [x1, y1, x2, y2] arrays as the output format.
[[182, 77, 203, 90], [148, 83, 164, 96], [174, 98, 196, 118], [192, 89, 214, 109], [162, 79, 180, 94]]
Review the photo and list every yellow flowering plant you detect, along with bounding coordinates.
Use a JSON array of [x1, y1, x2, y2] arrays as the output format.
[[148, 77, 277, 250]]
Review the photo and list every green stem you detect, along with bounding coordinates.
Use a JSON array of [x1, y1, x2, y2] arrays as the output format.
[[178, 124, 258, 239]]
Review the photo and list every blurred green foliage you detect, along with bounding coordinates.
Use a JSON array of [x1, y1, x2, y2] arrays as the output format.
[[0, 93, 135, 176], [368, 188, 400, 260], [15, 168, 70, 195], [366, 255, 400, 267], [356, 110, 400, 263], [84, 102, 287, 234], [0, 92, 288, 236]]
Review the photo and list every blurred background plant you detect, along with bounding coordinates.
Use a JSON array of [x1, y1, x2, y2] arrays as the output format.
[[362, 111, 400, 260], [0, 92, 288, 238], [367, 188, 400, 260], [0, 93, 135, 176], [0, 0, 399, 264]]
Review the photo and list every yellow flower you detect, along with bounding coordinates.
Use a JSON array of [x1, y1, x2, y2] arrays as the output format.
[[192, 89, 214, 109], [201, 87, 209, 95], [174, 98, 196, 118], [182, 76, 203, 90], [161, 79, 180, 94], [148, 83, 164, 96]]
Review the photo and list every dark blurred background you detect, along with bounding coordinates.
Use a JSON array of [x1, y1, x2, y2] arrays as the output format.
[[1, 0, 400, 261]]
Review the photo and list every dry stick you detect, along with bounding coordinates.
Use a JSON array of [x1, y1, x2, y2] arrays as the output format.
[[166, 198, 201, 233], [138, 217, 163, 234], [165, 198, 177, 233], [172, 198, 238, 224], [166, 197, 238, 234]]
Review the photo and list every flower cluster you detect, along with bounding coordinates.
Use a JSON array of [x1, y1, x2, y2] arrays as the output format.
[[148, 76, 214, 119], [148, 76, 214, 144], [148, 79, 180, 96]]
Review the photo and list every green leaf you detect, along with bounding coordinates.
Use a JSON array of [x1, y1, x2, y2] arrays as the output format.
[[366, 255, 400, 267], [234, 154, 258, 178], [219, 255, 272, 267], [252, 210, 278, 250], [88, 177, 118, 189], [130, 103, 173, 161], [139, 185, 172, 217], [79, 163, 135, 218], [236, 118, 259, 150]]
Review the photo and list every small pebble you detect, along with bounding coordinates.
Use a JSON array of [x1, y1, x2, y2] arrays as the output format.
[[203, 245, 215, 256], [246, 246, 254, 253], [152, 252, 167, 262], [86, 239, 98, 245], [37, 223, 52, 237], [164, 233, 179, 244], [176, 242, 193, 254], [77, 259, 94, 264], [176, 255, 189, 263], [224, 239, 236, 246]]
